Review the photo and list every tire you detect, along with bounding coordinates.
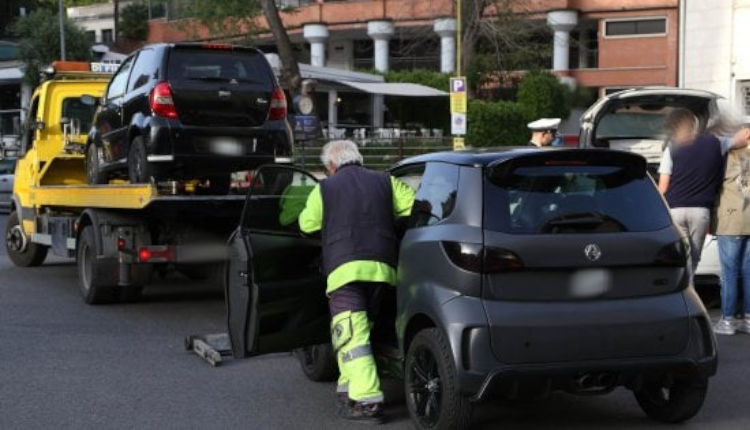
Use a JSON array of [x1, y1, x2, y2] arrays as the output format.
[[77, 225, 118, 304], [86, 143, 107, 184], [634, 376, 708, 423], [405, 328, 473, 430], [128, 136, 152, 184], [294, 344, 338, 382], [5, 211, 48, 267]]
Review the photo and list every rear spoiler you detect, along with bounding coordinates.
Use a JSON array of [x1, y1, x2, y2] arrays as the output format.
[[487, 149, 647, 182]]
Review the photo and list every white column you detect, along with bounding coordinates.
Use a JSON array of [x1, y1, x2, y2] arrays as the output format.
[[20, 82, 32, 124], [304, 23, 329, 68], [547, 10, 578, 71], [367, 20, 395, 72], [433, 18, 457, 74], [328, 89, 338, 135]]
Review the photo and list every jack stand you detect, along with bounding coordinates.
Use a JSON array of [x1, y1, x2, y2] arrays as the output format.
[[185, 333, 233, 367]]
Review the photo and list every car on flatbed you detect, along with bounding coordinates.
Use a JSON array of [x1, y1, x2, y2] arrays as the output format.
[[224, 148, 717, 429], [86, 43, 293, 194], [5, 61, 246, 304]]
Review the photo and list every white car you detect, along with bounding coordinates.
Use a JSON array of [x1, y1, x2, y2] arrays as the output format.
[[0, 158, 16, 213], [580, 87, 729, 289]]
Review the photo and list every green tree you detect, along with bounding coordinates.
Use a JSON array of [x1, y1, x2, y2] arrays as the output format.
[[12, 9, 92, 86], [119, 2, 149, 41], [516, 71, 570, 121]]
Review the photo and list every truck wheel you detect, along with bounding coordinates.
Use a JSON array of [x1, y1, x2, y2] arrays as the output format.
[[405, 328, 473, 430], [77, 225, 118, 304], [634, 376, 708, 423], [294, 344, 338, 382], [5, 211, 48, 267], [128, 137, 152, 184], [86, 144, 107, 184]]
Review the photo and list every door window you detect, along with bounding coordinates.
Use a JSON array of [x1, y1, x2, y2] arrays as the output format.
[[20, 95, 39, 153], [106, 56, 134, 100], [242, 166, 319, 233], [410, 162, 459, 228], [127, 49, 159, 92]]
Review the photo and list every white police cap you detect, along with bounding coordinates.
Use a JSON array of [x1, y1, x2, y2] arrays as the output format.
[[527, 118, 561, 131]]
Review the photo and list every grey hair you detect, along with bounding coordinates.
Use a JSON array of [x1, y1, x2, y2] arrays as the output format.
[[320, 140, 363, 168]]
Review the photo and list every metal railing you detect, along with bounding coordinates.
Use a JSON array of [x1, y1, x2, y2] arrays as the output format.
[[295, 136, 453, 171]]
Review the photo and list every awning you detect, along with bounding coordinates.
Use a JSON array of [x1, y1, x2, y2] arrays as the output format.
[[340, 81, 448, 97]]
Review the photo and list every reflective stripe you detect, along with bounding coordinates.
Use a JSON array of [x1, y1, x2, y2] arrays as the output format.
[[357, 394, 385, 405], [336, 383, 349, 393], [342, 344, 372, 363]]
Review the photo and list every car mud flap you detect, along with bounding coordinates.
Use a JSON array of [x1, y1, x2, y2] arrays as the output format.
[[185, 333, 233, 367]]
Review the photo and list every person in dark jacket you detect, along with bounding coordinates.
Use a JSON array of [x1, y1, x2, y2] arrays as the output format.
[[299, 140, 415, 424]]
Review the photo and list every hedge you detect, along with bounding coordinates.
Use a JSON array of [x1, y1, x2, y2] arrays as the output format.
[[516, 70, 571, 121], [467, 99, 528, 147]]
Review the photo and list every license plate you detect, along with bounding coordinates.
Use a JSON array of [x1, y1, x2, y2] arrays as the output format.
[[210, 138, 243, 156], [568, 268, 612, 298]]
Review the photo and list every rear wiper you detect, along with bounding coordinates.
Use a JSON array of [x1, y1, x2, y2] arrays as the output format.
[[541, 212, 625, 232], [187, 76, 231, 82], [187, 76, 264, 85]]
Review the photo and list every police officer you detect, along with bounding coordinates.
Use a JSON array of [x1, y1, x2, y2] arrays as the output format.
[[527, 118, 561, 147], [299, 140, 415, 424]]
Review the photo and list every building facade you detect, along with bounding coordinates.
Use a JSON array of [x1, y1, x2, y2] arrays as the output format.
[[682, 0, 750, 120], [141, 0, 679, 95]]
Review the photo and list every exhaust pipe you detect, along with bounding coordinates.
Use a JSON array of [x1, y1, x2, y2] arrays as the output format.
[[575, 373, 596, 390], [596, 372, 616, 387]]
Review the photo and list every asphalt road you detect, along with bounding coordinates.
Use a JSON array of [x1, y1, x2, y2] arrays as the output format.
[[1, 213, 749, 430]]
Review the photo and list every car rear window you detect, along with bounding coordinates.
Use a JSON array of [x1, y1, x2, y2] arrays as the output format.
[[484, 164, 671, 234], [167, 47, 274, 87]]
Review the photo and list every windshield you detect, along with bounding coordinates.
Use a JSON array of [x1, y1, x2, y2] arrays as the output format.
[[484, 164, 671, 234], [62, 97, 97, 133]]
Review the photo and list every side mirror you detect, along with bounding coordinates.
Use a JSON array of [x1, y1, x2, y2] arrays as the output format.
[[80, 95, 98, 106]]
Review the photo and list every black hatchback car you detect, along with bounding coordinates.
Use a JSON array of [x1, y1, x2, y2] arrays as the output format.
[[224, 149, 717, 429], [87, 43, 293, 193]]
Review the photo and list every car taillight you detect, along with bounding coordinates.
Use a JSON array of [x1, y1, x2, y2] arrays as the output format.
[[441, 241, 524, 273], [268, 87, 287, 120], [483, 246, 525, 273], [150, 82, 178, 119], [653, 239, 689, 267], [201, 43, 232, 50]]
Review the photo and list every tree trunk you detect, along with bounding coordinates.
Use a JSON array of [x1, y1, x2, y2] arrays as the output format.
[[259, 0, 301, 91], [461, 0, 486, 96]]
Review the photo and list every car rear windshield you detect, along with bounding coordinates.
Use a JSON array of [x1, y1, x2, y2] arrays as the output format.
[[484, 164, 671, 234], [167, 47, 274, 87]]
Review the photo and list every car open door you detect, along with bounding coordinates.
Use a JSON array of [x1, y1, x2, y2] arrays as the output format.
[[225, 165, 328, 358]]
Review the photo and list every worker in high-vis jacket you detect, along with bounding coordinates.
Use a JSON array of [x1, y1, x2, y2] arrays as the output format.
[[299, 140, 415, 424]]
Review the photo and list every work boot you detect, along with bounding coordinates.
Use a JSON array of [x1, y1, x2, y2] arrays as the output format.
[[338, 401, 385, 425]]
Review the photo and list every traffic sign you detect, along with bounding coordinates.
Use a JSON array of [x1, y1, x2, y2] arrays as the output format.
[[451, 112, 466, 135], [292, 115, 321, 141], [449, 77, 467, 114], [453, 137, 465, 150]]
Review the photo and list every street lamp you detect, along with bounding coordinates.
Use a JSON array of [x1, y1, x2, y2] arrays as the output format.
[[58, 0, 66, 60]]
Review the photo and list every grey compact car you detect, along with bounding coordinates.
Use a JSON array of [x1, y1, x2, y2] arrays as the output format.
[[224, 148, 717, 429]]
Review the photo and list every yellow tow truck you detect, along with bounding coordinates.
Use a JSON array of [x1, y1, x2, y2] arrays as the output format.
[[5, 61, 242, 304]]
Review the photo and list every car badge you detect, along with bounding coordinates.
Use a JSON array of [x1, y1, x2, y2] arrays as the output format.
[[256, 98, 268, 104], [229, 78, 239, 85], [218, 90, 231, 99], [584, 244, 602, 262]]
